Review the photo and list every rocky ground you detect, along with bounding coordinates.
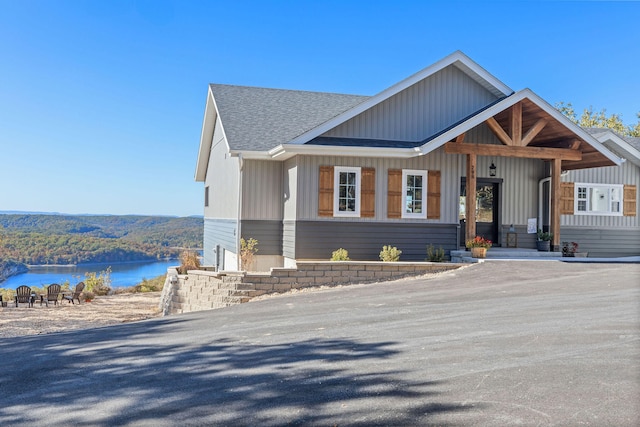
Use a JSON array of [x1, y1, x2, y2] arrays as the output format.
[[0, 292, 162, 338]]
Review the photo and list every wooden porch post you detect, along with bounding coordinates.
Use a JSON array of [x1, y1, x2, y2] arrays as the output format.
[[550, 158, 562, 251], [466, 153, 477, 242]]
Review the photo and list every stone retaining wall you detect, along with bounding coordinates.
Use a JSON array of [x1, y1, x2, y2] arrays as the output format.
[[160, 261, 460, 315]]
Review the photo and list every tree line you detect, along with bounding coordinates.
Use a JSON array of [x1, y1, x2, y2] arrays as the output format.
[[0, 214, 203, 265]]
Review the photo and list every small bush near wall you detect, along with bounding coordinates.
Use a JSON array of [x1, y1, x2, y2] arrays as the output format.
[[331, 248, 350, 261], [240, 238, 259, 270], [179, 250, 201, 274], [426, 244, 446, 262], [379, 245, 402, 262]]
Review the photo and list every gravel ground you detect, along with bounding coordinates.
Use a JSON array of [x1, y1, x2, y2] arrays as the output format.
[[0, 292, 162, 338]]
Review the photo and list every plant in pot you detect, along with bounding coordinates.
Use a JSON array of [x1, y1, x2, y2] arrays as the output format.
[[465, 236, 492, 258], [536, 229, 553, 252]]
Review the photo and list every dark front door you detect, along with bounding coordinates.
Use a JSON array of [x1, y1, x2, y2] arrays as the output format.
[[459, 179, 501, 247]]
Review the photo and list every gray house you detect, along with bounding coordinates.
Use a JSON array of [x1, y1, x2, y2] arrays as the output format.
[[196, 51, 638, 270]]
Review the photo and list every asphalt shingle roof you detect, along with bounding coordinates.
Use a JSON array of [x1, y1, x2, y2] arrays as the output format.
[[211, 84, 369, 151], [583, 127, 640, 151]]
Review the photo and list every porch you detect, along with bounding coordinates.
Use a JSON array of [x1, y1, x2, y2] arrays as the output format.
[[451, 247, 563, 263]]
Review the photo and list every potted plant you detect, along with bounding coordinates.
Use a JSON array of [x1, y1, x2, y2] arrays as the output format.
[[465, 236, 492, 258], [536, 229, 553, 252], [562, 241, 588, 257]]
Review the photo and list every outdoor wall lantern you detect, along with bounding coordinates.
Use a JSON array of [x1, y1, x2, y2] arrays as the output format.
[[489, 162, 497, 177]]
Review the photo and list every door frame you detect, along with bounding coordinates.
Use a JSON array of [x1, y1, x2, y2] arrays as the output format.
[[459, 177, 503, 247]]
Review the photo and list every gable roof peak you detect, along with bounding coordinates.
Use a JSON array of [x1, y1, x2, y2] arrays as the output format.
[[286, 51, 513, 146]]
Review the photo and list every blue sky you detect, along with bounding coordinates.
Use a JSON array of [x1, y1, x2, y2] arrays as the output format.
[[1, 0, 638, 216]]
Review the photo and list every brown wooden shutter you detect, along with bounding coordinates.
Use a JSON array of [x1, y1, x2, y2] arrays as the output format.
[[623, 184, 637, 217], [318, 166, 334, 217], [560, 182, 575, 215], [427, 170, 441, 220], [387, 169, 402, 218], [361, 167, 375, 218]]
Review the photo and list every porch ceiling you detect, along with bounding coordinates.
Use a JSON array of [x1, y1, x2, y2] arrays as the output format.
[[489, 98, 617, 170]]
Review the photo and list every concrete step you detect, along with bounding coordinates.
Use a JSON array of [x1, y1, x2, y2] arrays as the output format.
[[451, 248, 564, 263]]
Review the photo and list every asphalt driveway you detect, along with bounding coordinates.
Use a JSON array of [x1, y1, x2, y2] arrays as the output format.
[[1, 261, 638, 426]]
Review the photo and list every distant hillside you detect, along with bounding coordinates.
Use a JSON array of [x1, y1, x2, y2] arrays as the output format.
[[0, 214, 203, 266]]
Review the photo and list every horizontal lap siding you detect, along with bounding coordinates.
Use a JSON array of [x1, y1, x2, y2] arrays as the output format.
[[561, 228, 640, 257], [283, 220, 296, 259], [241, 220, 283, 256], [203, 218, 237, 265], [295, 221, 458, 261]]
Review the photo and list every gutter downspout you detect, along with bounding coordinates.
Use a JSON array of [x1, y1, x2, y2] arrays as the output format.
[[538, 176, 551, 232], [538, 170, 570, 233], [236, 153, 244, 271]]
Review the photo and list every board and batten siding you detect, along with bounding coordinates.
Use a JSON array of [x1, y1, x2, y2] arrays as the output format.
[[241, 159, 284, 220], [204, 118, 239, 219], [294, 149, 460, 223], [323, 65, 499, 142], [561, 161, 639, 228], [474, 156, 546, 226]]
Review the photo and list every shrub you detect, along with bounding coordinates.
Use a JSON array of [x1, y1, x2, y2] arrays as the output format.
[[82, 291, 95, 302], [331, 248, 350, 261], [113, 274, 166, 294], [0, 288, 15, 303], [426, 244, 446, 262], [133, 275, 166, 292], [379, 245, 402, 262], [179, 250, 201, 274], [240, 238, 259, 271], [83, 267, 112, 296]]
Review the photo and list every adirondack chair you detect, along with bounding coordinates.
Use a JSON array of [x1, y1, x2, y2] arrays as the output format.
[[15, 285, 34, 308], [62, 282, 85, 304], [41, 283, 61, 307]]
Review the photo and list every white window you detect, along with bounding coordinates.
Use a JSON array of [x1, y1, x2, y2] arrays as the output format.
[[575, 183, 623, 216], [402, 169, 427, 219], [334, 166, 361, 217]]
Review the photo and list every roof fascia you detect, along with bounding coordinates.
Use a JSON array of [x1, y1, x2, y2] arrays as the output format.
[[286, 51, 514, 146], [195, 87, 232, 182], [417, 89, 622, 166], [596, 131, 640, 167], [230, 144, 421, 161]]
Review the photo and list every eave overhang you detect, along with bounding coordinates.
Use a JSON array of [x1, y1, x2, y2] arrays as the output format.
[[593, 130, 640, 168], [195, 86, 232, 182], [230, 144, 422, 161]]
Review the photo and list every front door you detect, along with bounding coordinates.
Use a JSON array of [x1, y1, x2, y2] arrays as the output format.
[[459, 179, 501, 247]]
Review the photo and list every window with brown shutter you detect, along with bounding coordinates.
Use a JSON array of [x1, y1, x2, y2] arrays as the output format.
[[560, 182, 575, 215], [427, 170, 441, 219], [361, 167, 375, 218], [318, 166, 334, 217], [624, 184, 637, 217], [387, 169, 402, 218]]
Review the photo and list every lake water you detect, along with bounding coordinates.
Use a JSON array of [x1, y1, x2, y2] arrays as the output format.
[[0, 260, 178, 290]]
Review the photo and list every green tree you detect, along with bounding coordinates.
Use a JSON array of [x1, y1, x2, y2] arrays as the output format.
[[629, 113, 640, 137], [556, 102, 640, 137]]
